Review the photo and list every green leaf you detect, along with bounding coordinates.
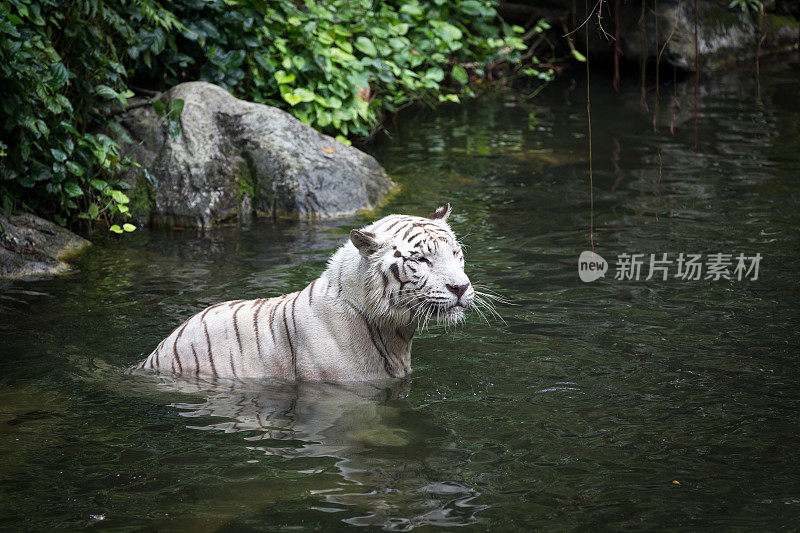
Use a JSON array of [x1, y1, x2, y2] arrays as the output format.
[[451, 65, 468, 84], [48, 62, 69, 89], [354, 37, 377, 57], [50, 148, 67, 162], [0, 17, 20, 37], [281, 87, 315, 106], [59, 121, 79, 135], [436, 22, 462, 43], [123, 223, 136, 232], [109, 225, 123, 234], [400, 4, 423, 16], [347, 71, 371, 89], [90, 179, 108, 192], [393, 23, 410, 35], [87, 203, 99, 219], [95, 85, 120, 100], [330, 48, 356, 64], [317, 95, 342, 109], [168, 120, 180, 140], [151, 27, 167, 54], [378, 70, 395, 83], [152, 100, 167, 117], [316, 111, 332, 127], [282, 92, 303, 106], [293, 88, 316, 102], [571, 49, 587, 62], [275, 70, 296, 84], [460, 0, 484, 16], [169, 98, 185, 117], [424, 67, 445, 82], [64, 181, 83, 197], [293, 55, 307, 70], [111, 190, 129, 204], [333, 26, 352, 37]]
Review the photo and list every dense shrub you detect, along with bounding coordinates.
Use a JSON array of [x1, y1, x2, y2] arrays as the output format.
[[0, 0, 178, 229], [0, 0, 525, 228], [130, 0, 526, 137]]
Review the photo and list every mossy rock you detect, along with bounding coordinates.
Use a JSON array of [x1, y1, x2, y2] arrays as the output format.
[[0, 212, 90, 279], [114, 82, 394, 229]]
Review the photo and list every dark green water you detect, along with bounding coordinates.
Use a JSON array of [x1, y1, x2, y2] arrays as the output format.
[[2, 58, 799, 531]]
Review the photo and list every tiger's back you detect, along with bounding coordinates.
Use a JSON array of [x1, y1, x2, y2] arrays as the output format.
[[140, 296, 300, 379], [139, 279, 410, 381]]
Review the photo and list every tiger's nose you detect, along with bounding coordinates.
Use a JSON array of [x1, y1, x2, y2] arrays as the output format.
[[446, 283, 469, 299]]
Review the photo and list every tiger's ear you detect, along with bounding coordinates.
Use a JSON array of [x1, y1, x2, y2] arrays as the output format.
[[350, 229, 379, 257], [429, 203, 451, 221]]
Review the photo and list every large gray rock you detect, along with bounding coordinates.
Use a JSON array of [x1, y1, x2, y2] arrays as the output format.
[[0, 212, 90, 279], [117, 82, 393, 228]]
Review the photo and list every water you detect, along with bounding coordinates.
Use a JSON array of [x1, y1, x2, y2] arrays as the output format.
[[2, 57, 799, 530]]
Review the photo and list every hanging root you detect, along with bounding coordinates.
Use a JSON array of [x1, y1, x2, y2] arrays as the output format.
[[613, 0, 622, 91], [638, 0, 649, 111], [653, 0, 660, 131], [586, 0, 594, 252], [654, 0, 682, 132], [693, 0, 699, 150]]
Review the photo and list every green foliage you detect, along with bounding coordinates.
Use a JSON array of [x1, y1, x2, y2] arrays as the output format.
[[729, 0, 763, 13], [152, 97, 185, 140], [131, 0, 526, 137], [0, 0, 176, 230], [109, 222, 136, 234], [0, 0, 528, 229]]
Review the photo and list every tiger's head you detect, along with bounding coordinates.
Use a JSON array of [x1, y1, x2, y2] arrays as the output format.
[[348, 203, 474, 325]]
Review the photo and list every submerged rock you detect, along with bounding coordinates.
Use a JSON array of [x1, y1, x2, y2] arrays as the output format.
[[616, 1, 799, 71], [500, 0, 799, 71], [117, 82, 393, 228], [0, 213, 90, 279]]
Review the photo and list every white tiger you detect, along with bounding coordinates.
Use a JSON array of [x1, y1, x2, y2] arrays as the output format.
[[136, 204, 476, 381]]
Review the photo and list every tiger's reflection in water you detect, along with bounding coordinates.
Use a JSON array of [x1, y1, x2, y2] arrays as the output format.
[[148, 374, 486, 529]]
